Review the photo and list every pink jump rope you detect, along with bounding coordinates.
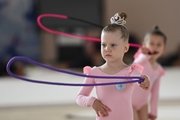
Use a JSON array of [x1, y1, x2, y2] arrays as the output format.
[[37, 14, 155, 55]]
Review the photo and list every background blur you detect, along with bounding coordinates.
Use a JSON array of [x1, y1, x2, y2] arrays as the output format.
[[0, 0, 180, 120]]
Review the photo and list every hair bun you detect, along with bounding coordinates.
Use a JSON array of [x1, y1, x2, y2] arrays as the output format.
[[153, 25, 159, 30], [120, 12, 127, 20], [110, 12, 127, 26]]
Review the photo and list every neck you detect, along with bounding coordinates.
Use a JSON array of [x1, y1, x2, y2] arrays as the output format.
[[99, 60, 128, 75], [149, 57, 158, 68], [105, 61, 127, 69], [149, 56, 158, 63]]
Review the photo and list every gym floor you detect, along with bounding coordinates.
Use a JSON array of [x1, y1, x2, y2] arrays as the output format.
[[0, 67, 180, 120]]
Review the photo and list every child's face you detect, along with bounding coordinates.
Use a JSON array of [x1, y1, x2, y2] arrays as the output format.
[[144, 34, 165, 59], [101, 30, 129, 63]]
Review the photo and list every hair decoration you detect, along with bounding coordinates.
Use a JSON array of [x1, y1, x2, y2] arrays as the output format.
[[110, 12, 126, 26]]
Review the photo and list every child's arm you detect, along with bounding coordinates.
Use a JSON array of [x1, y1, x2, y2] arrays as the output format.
[[76, 77, 96, 107], [148, 77, 161, 119], [76, 66, 96, 107], [134, 48, 150, 65], [76, 77, 111, 117], [76, 80, 111, 117], [129, 64, 149, 90], [76, 66, 111, 117], [149, 69, 165, 119]]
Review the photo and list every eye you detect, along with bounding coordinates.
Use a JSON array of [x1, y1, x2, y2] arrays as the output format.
[[150, 42, 154, 46], [101, 44, 106, 47], [157, 43, 162, 47], [111, 44, 116, 47]]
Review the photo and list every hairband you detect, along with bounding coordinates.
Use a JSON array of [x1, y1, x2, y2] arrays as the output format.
[[6, 56, 144, 86]]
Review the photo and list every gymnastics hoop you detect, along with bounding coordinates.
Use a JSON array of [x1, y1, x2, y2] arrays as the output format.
[[6, 56, 144, 86]]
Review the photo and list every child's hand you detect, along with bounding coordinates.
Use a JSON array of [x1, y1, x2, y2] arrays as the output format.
[[139, 75, 150, 90], [141, 47, 149, 55], [92, 99, 111, 117], [148, 113, 157, 120]]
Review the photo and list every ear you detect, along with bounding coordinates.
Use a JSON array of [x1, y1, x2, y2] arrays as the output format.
[[124, 43, 129, 53]]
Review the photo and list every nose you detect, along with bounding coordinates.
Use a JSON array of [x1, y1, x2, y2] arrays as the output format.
[[105, 46, 111, 52], [152, 45, 158, 52]]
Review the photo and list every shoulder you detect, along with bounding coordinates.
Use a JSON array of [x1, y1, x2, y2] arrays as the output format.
[[127, 63, 144, 75], [83, 66, 100, 74], [130, 63, 144, 72], [157, 64, 165, 76]]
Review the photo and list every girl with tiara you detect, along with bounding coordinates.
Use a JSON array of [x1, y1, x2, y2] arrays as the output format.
[[132, 26, 166, 120], [76, 12, 150, 120]]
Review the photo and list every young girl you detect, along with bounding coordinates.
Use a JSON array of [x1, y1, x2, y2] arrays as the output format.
[[76, 12, 150, 120], [132, 26, 166, 120]]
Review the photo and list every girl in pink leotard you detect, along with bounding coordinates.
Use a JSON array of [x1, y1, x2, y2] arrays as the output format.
[[76, 12, 150, 120], [132, 26, 166, 120]]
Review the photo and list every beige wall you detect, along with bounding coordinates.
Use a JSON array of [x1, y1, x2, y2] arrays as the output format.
[[104, 0, 180, 55], [40, 31, 57, 64]]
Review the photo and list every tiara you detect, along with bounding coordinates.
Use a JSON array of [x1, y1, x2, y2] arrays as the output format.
[[110, 13, 126, 26]]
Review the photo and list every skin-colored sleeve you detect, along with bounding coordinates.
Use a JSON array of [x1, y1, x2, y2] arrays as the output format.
[[76, 77, 96, 107], [149, 76, 161, 116]]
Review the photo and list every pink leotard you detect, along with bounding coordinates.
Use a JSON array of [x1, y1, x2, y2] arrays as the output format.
[[76, 64, 143, 120], [132, 51, 165, 116]]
